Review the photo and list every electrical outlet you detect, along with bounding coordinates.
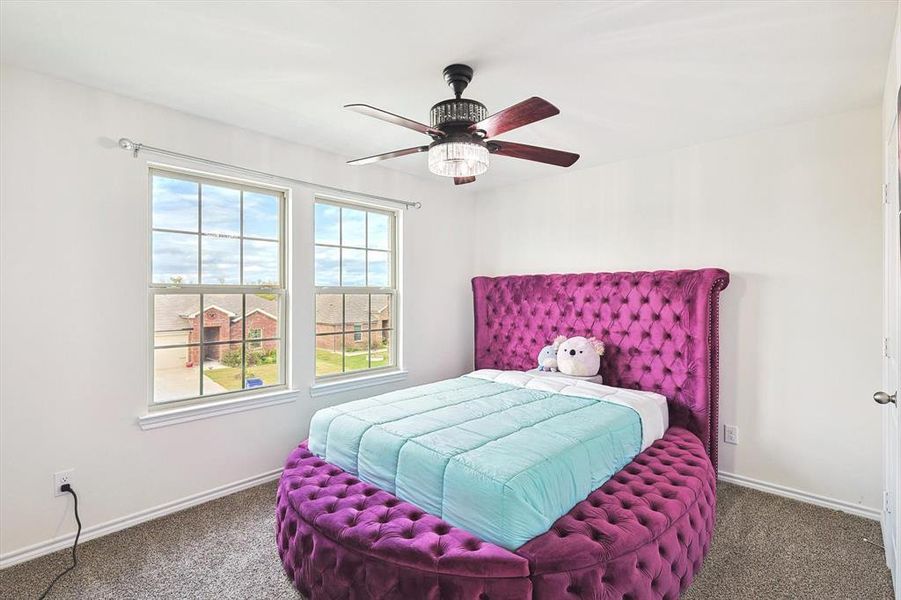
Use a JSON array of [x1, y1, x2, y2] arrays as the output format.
[[54, 469, 74, 496], [723, 425, 739, 445]]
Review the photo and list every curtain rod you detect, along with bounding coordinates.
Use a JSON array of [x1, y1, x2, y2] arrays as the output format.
[[117, 138, 422, 210]]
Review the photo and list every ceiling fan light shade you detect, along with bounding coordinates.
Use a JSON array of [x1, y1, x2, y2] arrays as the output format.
[[428, 140, 489, 178]]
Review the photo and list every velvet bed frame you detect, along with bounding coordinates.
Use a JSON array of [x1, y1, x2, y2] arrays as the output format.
[[277, 268, 729, 599]]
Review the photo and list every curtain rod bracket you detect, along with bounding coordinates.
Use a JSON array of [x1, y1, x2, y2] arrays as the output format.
[[118, 137, 142, 158]]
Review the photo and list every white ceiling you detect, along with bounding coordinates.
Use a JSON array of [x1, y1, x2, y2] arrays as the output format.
[[1, 1, 895, 190]]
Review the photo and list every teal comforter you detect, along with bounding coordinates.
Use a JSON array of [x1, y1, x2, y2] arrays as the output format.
[[308, 370, 666, 550]]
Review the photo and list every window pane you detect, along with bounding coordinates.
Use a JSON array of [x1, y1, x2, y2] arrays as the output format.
[[367, 212, 390, 250], [153, 231, 198, 284], [315, 335, 343, 376], [371, 330, 392, 367], [154, 346, 199, 402], [153, 176, 198, 232], [314, 203, 339, 245], [344, 332, 370, 372], [342, 207, 366, 247], [245, 293, 279, 341], [367, 251, 390, 287], [202, 294, 243, 342], [315, 246, 340, 286], [316, 294, 343, 336], [201, 184, 240, 236], [154, 294, 198, 347], [371, 294, 392, 330], [344, 294, 369, 333], [244, 191, 279, 240], [243, 239, 279, 285], [201, 342, 243, 393], [201, 236, 240, 284], [341, 248, 366, 286], [245, 342, 279, 388]]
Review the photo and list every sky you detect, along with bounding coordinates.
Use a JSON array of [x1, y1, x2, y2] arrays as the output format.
[[152, 176, 280, 285], [314, 203, 390, 287], [152, 176, 391, 288]]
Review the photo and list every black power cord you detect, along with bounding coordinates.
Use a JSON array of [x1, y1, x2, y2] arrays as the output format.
[[37, 484, 81, 600]]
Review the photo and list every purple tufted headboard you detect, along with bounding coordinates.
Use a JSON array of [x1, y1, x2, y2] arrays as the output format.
[[472, 268, 729, 468]]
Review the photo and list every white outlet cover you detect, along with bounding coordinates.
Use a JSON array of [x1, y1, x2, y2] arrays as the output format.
[[724, 425, 739, 445], [53, 469, 74, 496]]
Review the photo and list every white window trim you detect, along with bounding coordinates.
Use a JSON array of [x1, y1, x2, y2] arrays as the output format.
[[310, 369, 408, 398], [144, 165, 292, 421], [312, 195, 403, 389], [138, 388, 299, 430]]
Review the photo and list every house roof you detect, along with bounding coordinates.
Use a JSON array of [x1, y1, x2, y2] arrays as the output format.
[[154, 293, 389, 332], [315, 295, 390, 326], [154, 294, 279, 332]]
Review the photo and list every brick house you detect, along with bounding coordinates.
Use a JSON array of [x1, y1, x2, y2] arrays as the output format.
[[315, 295, 390, 352], [154, 294, 279, 367], [185, 305, 279, 364]]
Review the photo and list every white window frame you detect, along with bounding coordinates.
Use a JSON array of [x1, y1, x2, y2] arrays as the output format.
[[313, 196, 400, 383], [147, 165, 289, 413]]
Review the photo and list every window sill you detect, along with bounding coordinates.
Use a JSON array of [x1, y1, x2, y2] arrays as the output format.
[[310, 369, 408, 398], [138, 389, 299, 430]]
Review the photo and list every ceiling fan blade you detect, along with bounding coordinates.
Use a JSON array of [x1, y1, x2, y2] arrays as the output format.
[[345, 104, 444, 137], [347, 146, 429, 165], [454, 176, 476, 185], [489, 141, 580, 167], [472, 97, 559, 138]]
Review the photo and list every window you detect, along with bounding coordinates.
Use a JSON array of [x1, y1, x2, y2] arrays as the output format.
[[314, 199, 397, 378], [150, 168, 286, 406]]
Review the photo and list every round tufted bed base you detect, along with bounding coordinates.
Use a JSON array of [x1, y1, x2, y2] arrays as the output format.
[[276, 427, 715, 600]]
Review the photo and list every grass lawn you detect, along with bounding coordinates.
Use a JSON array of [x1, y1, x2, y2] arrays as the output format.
[[316, 348, 389, 376], [205, 362, 280, 391]]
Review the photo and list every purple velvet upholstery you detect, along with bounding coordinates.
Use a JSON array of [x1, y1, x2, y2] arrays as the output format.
[[277, 269, 729, 599], [518, 428, 715, 599], [276, 443, 532, 599]]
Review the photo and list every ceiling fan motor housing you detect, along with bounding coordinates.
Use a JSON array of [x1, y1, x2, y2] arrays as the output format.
[[430, 99, 487, 130]]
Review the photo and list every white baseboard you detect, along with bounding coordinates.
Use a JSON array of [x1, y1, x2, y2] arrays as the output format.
[[0, 468, 282, 569], [719, 470, 881, 521], [1, 468, 881, 569]]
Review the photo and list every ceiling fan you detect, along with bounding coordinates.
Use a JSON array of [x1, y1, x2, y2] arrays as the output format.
[[344, 64, 579, 185]]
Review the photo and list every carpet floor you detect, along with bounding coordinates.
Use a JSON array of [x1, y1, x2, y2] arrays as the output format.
[[0, 481, 893, 599]]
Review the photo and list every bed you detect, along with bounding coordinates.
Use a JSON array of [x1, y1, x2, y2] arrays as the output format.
[[276, 268, 729, 599]]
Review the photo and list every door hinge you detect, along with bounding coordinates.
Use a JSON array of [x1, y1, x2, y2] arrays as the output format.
[[884, 337, 891, 358], [884, 183, 889, 205]]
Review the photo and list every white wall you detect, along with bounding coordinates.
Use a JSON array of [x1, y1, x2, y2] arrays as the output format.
[[0, 62, 886, 563], [0, 66, 475, 559], [473, 107, 884, 511]]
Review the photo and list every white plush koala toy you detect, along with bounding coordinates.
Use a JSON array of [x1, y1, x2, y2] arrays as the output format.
[[556, 335, 605, 377]]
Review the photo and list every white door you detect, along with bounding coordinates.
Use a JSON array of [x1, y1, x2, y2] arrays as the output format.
[[882, 95, 901, 599]]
